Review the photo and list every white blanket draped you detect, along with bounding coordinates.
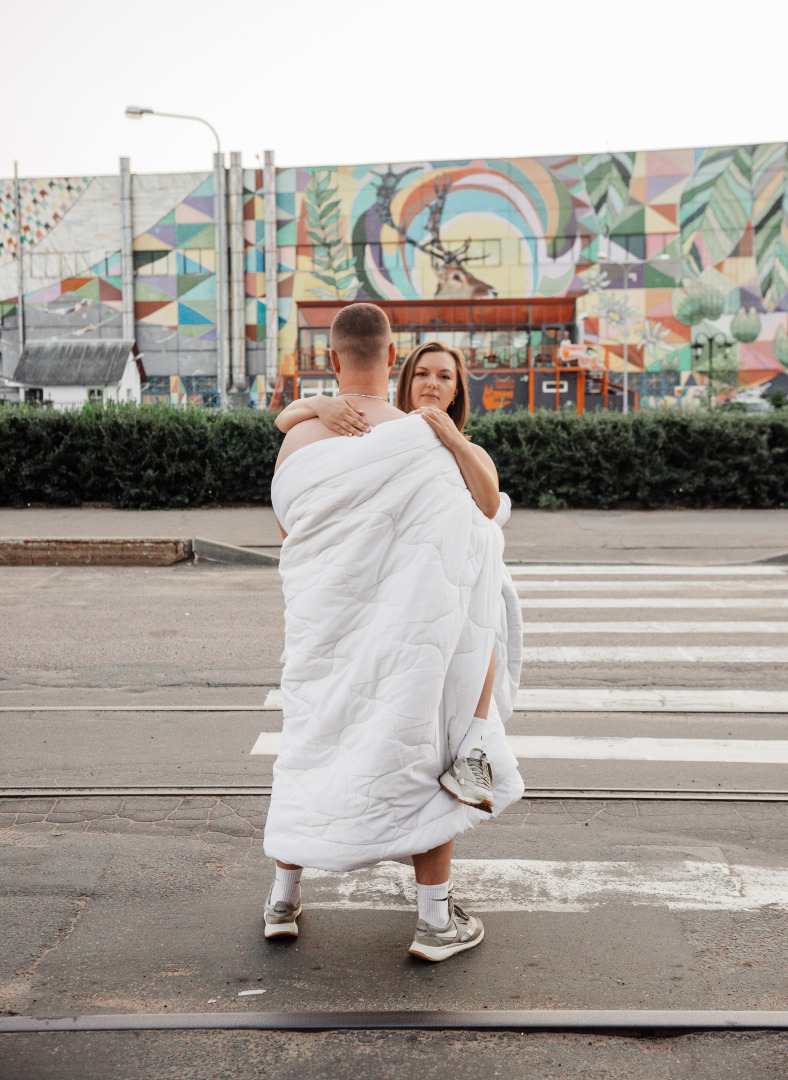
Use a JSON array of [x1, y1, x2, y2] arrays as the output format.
[[264, 415, 524, 872]]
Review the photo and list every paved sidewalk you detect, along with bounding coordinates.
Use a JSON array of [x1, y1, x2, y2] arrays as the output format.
[[0, 506, 786, 563]]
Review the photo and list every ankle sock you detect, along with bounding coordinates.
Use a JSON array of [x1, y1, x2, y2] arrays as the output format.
[[457, 715, 486, 758], [417, 881, 451, 927], [270, 866, 302, 907]]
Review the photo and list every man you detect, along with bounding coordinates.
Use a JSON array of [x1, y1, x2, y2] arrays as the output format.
[[264, 303, 523, 961]]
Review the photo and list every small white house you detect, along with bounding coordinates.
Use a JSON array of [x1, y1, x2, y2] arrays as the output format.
[[13, 340, 144, 409]]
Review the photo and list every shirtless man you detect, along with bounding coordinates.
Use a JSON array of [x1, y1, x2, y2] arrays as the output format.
[[266, 302, 492, 961]]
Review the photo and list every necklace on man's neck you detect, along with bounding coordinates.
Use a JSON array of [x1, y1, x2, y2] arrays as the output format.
[[339, 392, 389, 402]]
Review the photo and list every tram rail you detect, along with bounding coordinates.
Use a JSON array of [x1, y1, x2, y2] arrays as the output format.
[[2, 1008, 788, 1035], [2, 786, 787, 801]]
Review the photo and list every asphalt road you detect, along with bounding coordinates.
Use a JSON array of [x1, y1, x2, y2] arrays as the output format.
[[2, 559, 788, 1078]]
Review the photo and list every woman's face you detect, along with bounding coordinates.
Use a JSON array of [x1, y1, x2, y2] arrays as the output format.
[[409, 351, 458, 413]]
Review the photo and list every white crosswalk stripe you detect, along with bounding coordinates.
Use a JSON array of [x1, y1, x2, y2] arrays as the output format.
[[515, 580, 788, 592], [522, 621, 788, 634], [522, 645, 788, 662], [523, 597, 788, 608], [507, 564, 786, 576], [261, 687, 788, 712], [250, 730, 788, 763], [300, 858, 788, 912]]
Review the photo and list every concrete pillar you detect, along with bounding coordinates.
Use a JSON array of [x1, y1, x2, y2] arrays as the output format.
[[213, 152, 230, 409], [13, 162, 25, 358], [119, 157, 135, 343], [228, 151, 247, 392], [263, 150, 279, 400]]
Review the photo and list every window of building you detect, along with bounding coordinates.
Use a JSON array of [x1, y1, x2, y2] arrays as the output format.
[[88, 388, 103, 404], [466, 239, 501, 267], [25, 387, 43, 404]]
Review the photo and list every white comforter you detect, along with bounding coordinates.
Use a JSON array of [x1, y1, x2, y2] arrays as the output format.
[[264, 414, 524, 872]]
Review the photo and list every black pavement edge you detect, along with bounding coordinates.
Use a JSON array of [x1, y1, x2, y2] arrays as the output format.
[[2, 1010, 788, 1035]]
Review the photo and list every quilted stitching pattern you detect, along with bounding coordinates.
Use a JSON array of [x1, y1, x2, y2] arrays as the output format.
[[264, 416, 524, 872]]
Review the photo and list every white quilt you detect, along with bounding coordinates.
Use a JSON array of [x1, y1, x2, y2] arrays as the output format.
[[264, 414, 524, 872]]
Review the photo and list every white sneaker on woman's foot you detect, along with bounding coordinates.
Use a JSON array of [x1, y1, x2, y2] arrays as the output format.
[[408, 898, 484, 962], [439, 749, 494, 813]]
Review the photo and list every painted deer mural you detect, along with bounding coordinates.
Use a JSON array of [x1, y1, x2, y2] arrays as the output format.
[[373, 169, 497, 300]]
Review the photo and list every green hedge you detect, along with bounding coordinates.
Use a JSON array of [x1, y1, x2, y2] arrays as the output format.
[[465, 409, 788, 509], [1, 403, 786, 509], [0, 404, 282, 509]]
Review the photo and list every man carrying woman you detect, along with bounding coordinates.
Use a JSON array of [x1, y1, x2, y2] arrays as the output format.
[[265, 303, 523, 962]]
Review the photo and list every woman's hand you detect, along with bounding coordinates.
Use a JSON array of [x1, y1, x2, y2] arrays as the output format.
[[413, 406, 465, 451], [313, 396, 372, 436]]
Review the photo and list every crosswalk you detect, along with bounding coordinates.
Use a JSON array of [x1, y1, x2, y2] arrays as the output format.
[[253, 563, 788, 768]]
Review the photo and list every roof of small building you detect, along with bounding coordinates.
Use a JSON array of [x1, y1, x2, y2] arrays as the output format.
[[13, 340, 136, 387]]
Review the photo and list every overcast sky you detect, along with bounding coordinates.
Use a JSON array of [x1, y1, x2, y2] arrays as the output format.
[[3, 0, 787, 179]]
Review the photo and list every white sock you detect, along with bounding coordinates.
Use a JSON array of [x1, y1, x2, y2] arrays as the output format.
[[270, 866, 302, 907], [417, 881, 451, 928], [457, 715, 486, 758]]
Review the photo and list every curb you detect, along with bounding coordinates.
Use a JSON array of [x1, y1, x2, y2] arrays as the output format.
[[0, 538, 191, 567], [193, 536, 279, 566]]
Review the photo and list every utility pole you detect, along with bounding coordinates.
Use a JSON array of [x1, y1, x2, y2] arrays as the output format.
[[264, 150, 279, 405], [119, 158, 135, 342], [213, 152, 230, 410], [13, 162, 25, 360]]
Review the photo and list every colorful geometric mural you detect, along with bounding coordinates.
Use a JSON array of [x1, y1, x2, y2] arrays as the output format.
[[2, 143, 788, 407]]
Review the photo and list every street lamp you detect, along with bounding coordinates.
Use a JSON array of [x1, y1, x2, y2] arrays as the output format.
[[690, 333, 734, 407], [125, 106, 222, 154]]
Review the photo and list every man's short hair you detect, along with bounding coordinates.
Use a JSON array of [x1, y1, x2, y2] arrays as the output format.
[[330, 303, 392, 366]]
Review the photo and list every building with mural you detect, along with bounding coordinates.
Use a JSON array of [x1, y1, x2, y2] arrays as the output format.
[[2, 144, 787, 413]]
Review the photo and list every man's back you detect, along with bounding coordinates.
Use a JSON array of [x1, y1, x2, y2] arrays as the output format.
[[275, 400, 405, 472]]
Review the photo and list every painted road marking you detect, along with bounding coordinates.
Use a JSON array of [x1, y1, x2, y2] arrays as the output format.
[[509, 736, 788, 763], [507, 565, 786, 577], [514, 581, 788, 592], [251, 731, 788, 763], [522, 621, 788, 635], [300, 858, 788, 913], [261, 688, 788, 712], [522, 598, 788, 609], [521, 645, 788, 662]]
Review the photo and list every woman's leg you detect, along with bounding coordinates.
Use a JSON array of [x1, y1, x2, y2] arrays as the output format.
[[474, 649, 496, 721]]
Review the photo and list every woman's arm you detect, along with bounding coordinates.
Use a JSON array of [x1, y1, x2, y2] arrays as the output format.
[[414, 407, 500, 519], [275, 395, 371, 436]]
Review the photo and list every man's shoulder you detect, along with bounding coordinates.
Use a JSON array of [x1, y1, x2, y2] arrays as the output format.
[[276, 418, 338, 470]]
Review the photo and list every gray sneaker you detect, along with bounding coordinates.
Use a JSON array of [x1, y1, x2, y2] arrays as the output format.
[[439, 748, 494, 813], [264, 894, 302, 939], [408, 898, 484, 962]]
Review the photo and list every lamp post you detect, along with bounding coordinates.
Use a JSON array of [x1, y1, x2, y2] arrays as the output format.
[[125, 106, 222, 155], [124, 105, 228, 408], [690, 333, 734, 407]]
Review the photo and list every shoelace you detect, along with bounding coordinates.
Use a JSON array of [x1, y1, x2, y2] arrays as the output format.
[[466, 753, 492, 790]]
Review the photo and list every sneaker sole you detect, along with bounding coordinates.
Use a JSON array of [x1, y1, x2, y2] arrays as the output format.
[[439, 775, 494, 814], [264, 902, 302, 939], [408, 925, 485, 963]]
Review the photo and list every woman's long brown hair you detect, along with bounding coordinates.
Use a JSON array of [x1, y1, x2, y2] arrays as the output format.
[[396, 341, 471, 432]]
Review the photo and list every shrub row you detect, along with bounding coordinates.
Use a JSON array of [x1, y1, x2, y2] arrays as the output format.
[[0, 404, 282, 509], [1, 403, 786, 509], [465, 409, 788, 509]]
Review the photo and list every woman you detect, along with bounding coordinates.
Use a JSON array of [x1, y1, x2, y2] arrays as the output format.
[[276, 341, 501, 519], [275, 341, 522, 814]]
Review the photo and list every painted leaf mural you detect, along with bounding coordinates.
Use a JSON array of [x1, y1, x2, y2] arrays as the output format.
[[679, 146, 753, 273], [303, 169, 358, 299], [752, 142, 788, 308], [579, 152, 636, 236]]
